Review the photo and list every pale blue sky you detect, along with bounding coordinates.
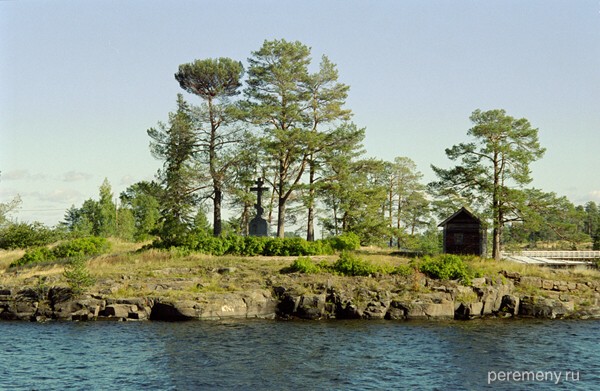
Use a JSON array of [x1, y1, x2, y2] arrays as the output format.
[[1, 0, 599, 226]]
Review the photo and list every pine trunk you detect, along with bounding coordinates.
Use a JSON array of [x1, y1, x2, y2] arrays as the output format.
[[213, 188, 222, 237], [306, 160, 316, 241]]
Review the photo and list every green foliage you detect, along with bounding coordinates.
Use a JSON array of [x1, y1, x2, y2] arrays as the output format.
[[11, 247, 55, 267], [116, 208, 136, 242], [390, 263, 415, 277], [53, 237, 110, 259], [322, 157, 391, 246], [429, 109, 545, 259], [175, 58, 243, 101], [148, 94, 198, 245], [286, 257, 322, 274], [0, 222, 61, 249], [152, 234, 335, 257], [0, 193, 21, 228], [63, 256, 95, 296], [241, 236, 266, 256], [11, 237, 110, 268], [327, 232, 361, 251], [97, 178, 116, 237], [332, 251, 380, 276], [262, 238, 285, 256], [282, 252, 416, 277], [120, 181, 162, 241], [417, 254, 479, 285]]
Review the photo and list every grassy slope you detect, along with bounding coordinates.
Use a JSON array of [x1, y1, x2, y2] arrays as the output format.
[[1, 239, 599, 301]]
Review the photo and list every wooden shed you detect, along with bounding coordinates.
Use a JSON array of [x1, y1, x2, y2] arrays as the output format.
[[438, 207, 487, 256]]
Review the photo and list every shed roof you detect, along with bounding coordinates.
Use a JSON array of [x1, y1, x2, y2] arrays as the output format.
[[438, 206, 482, 227]]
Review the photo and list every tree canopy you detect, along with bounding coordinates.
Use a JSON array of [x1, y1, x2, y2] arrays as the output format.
[[430, 109, 546, 259], [11, 38, 594, 257]]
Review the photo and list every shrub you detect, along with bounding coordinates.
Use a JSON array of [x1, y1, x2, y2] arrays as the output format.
[[192, 236, 227, 256], [391, 264, 415, 277], [223, 234, 245, 255], [11, 236, 110, 268], [286, 257, 322, 274], [418, 254, 477, 284], [10, 247, 55, 267], [63, 256, 95, 296], [281, 237, 310, 256], [328, 232, 361, 252], [151, 234, 336, 257], [332, 251, 379, 276], [242, 236, 266, 256], [309, 240, 334, 256], [263, 238, 285, 256], [53, 237, 110, 259], [0, 222, 61, 249]]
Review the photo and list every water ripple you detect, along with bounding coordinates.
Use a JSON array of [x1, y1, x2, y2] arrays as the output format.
[[0, 319, 598, 390]]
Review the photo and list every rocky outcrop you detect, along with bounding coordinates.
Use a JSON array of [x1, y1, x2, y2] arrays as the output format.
[[1, 271, 599, 322], [150, 290, 277, 321], [272, 272, 600, 321]]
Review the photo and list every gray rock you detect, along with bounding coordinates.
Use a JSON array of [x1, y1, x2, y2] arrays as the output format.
[[242, 290, 277, 319], [404, 300, 454, 320], [385, 301, 408, 320], [150, 300, 196, 321], [217, 267, 237, 274], [340, 303, 363, 319], [455, 302, 483, 320], [296, 294, 327, 320], [104, 304, 133, 318], [363, 301, 388, 319], [499, 295, 519, 315], [518, 296, 574, 319]]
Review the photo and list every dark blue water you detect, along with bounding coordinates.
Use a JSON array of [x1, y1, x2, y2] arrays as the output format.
[[0, 319, 597, 390]]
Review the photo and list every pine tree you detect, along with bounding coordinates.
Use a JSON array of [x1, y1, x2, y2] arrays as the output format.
[[430, 109, 545, 259], [175, 58, 244, 236], [148, 94, 197, 246]]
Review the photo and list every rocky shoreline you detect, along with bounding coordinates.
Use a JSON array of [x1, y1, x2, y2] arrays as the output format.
[[2, 270, 600, 322]]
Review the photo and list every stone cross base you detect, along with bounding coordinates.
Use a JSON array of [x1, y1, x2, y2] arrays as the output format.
[[249, 216, 269, 237]]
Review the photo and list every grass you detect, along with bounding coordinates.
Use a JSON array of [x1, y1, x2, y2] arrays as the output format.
[[2, 241, 599, 302], [468, 256, 600, 284]]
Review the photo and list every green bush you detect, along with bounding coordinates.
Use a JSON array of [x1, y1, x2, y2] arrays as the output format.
[[328, 232, 361, 252], [63, 256, 95, 296], [286, 257, 322, 274], [223, 234, 245, 255], [332, 251, 380, 276], [194, 236, 229, 256], [280, 237, 309, 256], [391, 263, 415, 277], [263, 238, 285, 256], [152, 233, 336, 257], [11, 236, 110, 268], [53, 237, 110, 259], [242, 236, 266, 256], [0, 222, 61, 250], [418, 254, 477, 284], [10, 247, 55, 267]]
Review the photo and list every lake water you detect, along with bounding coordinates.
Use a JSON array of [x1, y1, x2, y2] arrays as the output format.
[[0, 319, 598, 390]]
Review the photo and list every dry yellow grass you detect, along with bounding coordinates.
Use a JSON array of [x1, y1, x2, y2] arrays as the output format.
[[1, 240, 598, 302], [467, 257, 600, 283]]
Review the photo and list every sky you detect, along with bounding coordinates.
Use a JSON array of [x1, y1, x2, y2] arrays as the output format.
[[1, 0, 599, 227]]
